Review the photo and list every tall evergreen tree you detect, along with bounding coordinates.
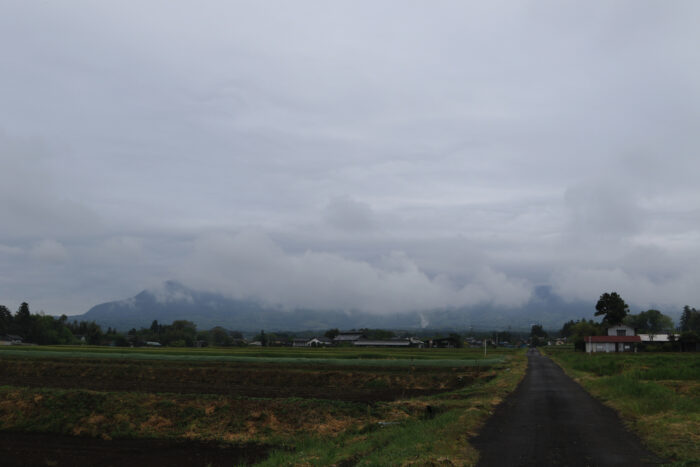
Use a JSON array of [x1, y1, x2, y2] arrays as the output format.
[[0, 305, 12, 334], [594, 292, 629, 325]]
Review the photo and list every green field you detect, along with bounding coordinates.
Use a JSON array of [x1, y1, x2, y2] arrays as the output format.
[[0, 345, 526, 466], [545, 348, 700, 465]]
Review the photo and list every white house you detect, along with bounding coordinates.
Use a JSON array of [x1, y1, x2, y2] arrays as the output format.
[[306, 337, 333, 347], [607, 324, 635, 337], [585, 325, 640, 353]]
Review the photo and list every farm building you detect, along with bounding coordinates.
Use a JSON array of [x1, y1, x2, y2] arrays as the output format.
[[585, 325, 640, 353], [306, 337, 333, 347], [0, 334, 23, 345], [429, 337, 460, 348], [333, 332, 365, 344], [637, 333, 678, 342]]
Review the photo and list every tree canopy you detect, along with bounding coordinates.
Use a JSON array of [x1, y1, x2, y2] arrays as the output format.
[[562, 319, 603, 351], [680, 306, 700, 333], [595, 292, 629, 325], [624, 309, 674, 337]]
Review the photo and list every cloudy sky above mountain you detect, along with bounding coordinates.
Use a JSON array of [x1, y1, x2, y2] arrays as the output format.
[[1, 1, 699, 317]]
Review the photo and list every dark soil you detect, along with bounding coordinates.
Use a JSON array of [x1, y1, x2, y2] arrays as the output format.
[[0, 357, 471, 402], [471, 349, 666, 466], [0, 431, 272, 466]]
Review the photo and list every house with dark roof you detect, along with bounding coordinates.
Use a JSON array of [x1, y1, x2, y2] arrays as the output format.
[[333, 332, 365, 345], [585, 325, 640, 353]]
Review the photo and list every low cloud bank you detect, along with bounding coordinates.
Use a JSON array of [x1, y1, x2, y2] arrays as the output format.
[[175, 229, 532, 314]]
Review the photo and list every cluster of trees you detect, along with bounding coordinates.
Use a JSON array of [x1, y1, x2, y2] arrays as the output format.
[[529, 324, 549, 347], [127, 320, 246, 347], [559, 319, 604, 351], [0, 303, 248, 348], [1, 302, 115, 345], [680, 306, 700, 333]]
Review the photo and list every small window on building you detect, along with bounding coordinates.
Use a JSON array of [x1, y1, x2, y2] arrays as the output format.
[[617, 329, 626, 336]]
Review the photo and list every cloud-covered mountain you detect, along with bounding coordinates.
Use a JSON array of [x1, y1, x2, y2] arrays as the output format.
[[75, 281, 595, 332]]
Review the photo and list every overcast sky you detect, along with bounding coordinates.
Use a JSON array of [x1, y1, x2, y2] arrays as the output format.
[[1, 1, 699, 317]]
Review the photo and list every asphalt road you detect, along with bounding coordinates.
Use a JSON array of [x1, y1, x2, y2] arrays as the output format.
[[472, 349, 665, 466]]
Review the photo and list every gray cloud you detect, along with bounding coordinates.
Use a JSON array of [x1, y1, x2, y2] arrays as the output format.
[[0, 1, 699, 316], [29, 239, 69, 263], [323, 196, 376, 232], [176, 229, 532, 313]]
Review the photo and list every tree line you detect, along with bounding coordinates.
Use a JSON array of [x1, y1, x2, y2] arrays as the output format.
[[0, 302, 246, 347]]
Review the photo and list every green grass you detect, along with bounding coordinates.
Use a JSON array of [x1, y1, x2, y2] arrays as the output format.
[[545, 349, 700, 465]]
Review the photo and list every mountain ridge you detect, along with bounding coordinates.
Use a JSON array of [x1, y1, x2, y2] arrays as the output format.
[[73, 281, 597, 332]]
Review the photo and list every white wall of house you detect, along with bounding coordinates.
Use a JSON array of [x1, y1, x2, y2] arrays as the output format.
[[585, 341, 634, 353], [638, 333, 678, 342], [586, 342, 614, 353], [607, 325, 635, 336]]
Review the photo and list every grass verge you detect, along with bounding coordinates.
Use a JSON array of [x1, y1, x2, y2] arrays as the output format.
[[544, 349, 699, 466]]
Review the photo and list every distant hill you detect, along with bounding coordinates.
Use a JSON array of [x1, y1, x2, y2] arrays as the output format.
[[74, 281, 596, 332]]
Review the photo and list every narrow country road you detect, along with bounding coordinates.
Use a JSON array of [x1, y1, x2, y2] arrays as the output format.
[[472, 349, 665, 466]]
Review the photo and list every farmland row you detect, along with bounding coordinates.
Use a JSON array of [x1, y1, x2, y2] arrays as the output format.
[[0, 355, 484, 401], [0, 346, 527, 465]]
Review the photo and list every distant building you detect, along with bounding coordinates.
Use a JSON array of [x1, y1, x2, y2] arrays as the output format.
[[429, 337, 457, 348], [0, 334, 23, 345], [333, 332, 365, 344], [585, 325, 640, 353], [637, 334, 678, 343], [306, 337, 333, 347]]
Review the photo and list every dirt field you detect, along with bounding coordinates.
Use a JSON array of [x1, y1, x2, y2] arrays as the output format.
[[0, 355, 476, 402], [0, 431, 270, 467], [0, 349, 512, 465]]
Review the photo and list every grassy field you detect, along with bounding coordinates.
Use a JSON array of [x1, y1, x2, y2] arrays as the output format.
[[0, 345, 526, 465], [545, 348, 700, 466]]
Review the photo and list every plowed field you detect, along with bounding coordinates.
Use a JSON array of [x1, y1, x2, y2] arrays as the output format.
[[0, 347, 516, 466], [0, 355, 476, 401]]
